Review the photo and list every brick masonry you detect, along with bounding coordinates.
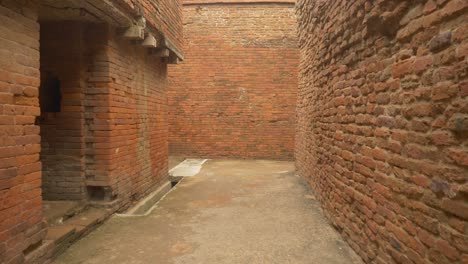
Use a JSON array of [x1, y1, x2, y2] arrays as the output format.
[[168, 1, 298, 160], [296, 0, 468, 263], [38, 22, 170, 204], [39, 22, 88, 201], [103, 26, 170, 206], [0, 1, 46, 263], [0, 0, 181, 263]]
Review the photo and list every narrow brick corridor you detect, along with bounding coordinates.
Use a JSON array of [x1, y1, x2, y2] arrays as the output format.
[[2, 1, 467, 263], [52, 160, 362, 264]]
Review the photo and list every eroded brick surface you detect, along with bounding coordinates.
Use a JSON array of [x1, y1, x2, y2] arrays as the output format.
[[38, 22, 170, 205], [39, 22, 87, 201], [104, 27, 170, 206], [296, 0, 468, 263], [1, 1, 178, 263], [168, 2, 298, 160], [0, 2, 46, 263]]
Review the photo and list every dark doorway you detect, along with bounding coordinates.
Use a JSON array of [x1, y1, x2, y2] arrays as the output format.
[[39, 73, 61, 113]]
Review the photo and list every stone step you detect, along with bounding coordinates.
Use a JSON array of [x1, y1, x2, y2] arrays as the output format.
[[24, 240, 54, 264], [43, 201, 86, 226], [46, 225, 76, 244], [65, 208, 109, 238], [46, 225, 77, 257], [26, 207, 112, 262]]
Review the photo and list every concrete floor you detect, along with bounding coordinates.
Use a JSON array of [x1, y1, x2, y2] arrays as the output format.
[[53, 160, 362, 264]]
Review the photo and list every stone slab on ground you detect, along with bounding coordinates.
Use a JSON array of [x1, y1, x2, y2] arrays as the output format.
[[46, 226, 76, 244], [43, 201, 85, 226], [64, 208, 107, 228], [169, 158, 207, 177], [169, 158, 208, 183], [53, 160, 363, 264]]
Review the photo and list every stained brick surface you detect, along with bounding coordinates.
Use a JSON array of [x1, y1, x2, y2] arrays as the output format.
[[296, 0, 468, 263], [40, 22, 87, 201], [0, 1, 46, 263], [168, 2, 298, 160], [38, 22, 170, 204], [0, 1, 177, 263], [104, 27, 169, 205]]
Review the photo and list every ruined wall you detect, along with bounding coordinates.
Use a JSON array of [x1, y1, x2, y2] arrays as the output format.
[[0, 1, 46, 263], [168, 2, 298, 160], [296, 0, 468, 263]]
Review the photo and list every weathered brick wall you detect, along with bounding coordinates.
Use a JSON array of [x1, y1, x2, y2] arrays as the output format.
[[296, 0, 468, 263], [168, 2, 298, 160], [58, 24, 170, 205], [39, 22, 87, 201], [81, 23, 111, 200], [104, 27, 169, 205], [37, 21, 170, 206], [0, 0, 177, 262], [0, 1, 46, 263]]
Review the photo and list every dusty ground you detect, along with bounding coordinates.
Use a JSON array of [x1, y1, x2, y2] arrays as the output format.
[[53, 160, 362, 264]]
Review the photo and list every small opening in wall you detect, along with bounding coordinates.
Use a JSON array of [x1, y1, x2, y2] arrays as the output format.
[[171, 181, 178, 188], [87, 186, 106, 201], [40, 73, 61, 112]]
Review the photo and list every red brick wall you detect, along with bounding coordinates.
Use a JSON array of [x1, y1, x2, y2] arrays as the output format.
[[168, 3, 298, 160], [104, 27, 169, 205], [0, 1, 176, 263], [39, 22, 87, 201], [38, 22, 170, 206], [0, 1, 46, 263], [82, 24, 116, 200], [54, 24, 170, 205], [296, 0, 468, 263]]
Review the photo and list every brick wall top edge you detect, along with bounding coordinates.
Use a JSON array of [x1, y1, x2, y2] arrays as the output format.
[[183, 0, 295, 5]]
